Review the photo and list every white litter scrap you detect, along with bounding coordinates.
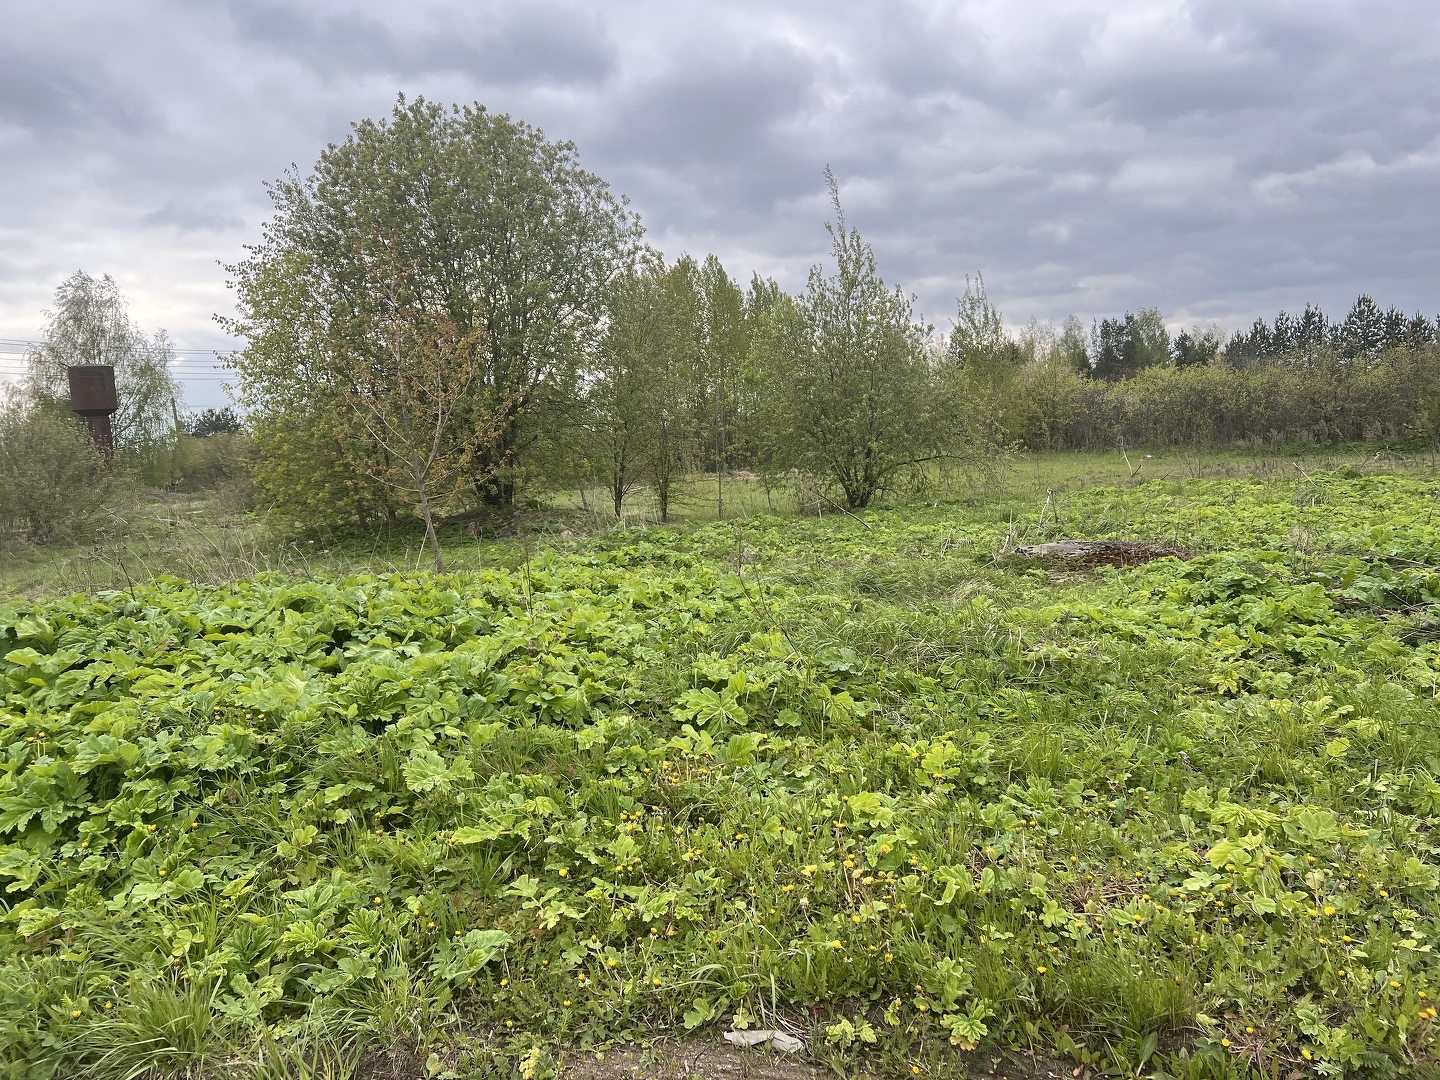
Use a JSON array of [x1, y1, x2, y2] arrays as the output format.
[[723, 1029, 805, 1054]]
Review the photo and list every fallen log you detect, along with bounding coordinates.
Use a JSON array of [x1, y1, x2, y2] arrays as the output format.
[[1014, 540, 1186, 567]]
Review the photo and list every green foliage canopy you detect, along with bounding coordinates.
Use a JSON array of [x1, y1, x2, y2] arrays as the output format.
[[227, 95, 644, 514]]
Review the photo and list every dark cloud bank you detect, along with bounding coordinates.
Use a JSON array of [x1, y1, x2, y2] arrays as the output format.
[[2, 1, 1437, 405]]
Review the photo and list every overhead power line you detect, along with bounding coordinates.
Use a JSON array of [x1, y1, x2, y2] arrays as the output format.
[[0, 337, 239, 356]]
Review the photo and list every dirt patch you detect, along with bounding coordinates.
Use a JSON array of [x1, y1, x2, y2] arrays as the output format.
[[953, 1051, 1078, 1080], [339, 1038, 1080, 1080], [563, 1041, 821, 1080], [354, 1045, 426, 1080], [1014, 541, 1186, 569], [561, 1041, 1077, 1080]]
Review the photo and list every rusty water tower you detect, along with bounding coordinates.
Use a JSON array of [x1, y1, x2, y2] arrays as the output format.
[[67, 365, 118, 460]]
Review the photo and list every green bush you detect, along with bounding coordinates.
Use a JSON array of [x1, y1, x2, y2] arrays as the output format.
[[0, 395, 114, 544], [1006, 343, 1440, 450], [172, 432, 252, 495]]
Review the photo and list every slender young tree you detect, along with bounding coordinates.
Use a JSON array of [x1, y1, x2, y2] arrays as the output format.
[[784, 172, 942, 510], [322, 241, 498, 572], [647, 260, 703, 522], [584, 256, 668, 518], [693, 256, 746, 519]]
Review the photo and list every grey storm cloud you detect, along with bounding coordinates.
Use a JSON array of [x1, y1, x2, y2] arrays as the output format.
[[217, 2, 619, 87], [2, 0, 1438, 409]]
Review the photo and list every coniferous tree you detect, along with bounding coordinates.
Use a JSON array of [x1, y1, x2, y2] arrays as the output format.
[[1338, 294, 1386, 358], [1405, 313, 1437, 349], [1172, 327, 1221, 367], [1091, 317, 1134, 380]]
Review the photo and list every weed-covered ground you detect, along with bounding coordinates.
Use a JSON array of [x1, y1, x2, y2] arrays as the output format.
[[3, 471, 1440, 1078]]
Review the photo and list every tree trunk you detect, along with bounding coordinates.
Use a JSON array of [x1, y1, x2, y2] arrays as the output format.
[[412, 461, 445, 573]]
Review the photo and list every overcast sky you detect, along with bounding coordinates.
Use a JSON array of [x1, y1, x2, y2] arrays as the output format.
[[2, 0, 1437, 407]]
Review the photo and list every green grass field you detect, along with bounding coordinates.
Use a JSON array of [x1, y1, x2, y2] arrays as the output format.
[[3, 455, 1440, 1078], [0, 442, 1394, 600]]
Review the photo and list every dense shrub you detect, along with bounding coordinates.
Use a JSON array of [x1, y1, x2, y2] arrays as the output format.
[[0, 395, 114, 544], [171, 432, 252, 495], [1011, 344, 1440, 450]]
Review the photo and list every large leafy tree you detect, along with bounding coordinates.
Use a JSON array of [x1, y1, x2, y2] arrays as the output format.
[[228, 95, 642, 515], [782, 177, 942, 510], [27, 271, 182, 455]]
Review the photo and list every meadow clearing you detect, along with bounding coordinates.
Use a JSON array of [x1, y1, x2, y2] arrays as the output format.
[[2, 455, 1439, 1079]]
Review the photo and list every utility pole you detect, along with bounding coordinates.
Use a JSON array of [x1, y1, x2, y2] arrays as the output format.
[[171, 396, 182, 485], [715, 369, 723, 521]]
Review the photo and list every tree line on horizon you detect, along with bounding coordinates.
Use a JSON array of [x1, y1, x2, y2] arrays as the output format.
[[2, 95, 1439, 553]]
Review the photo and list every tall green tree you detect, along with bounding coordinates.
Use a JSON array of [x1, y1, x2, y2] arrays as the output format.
[[948, 273, 1006, 368], [646, 260, 704, 522], [740, 275, 807, 501], [583, 256, 668, 519], [1058, 314, 1090, 374], [693, 256, 747, 517], [228, 95, 642, 515], [784, 176, 942, 510], [946, 276, 1021, 447]]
